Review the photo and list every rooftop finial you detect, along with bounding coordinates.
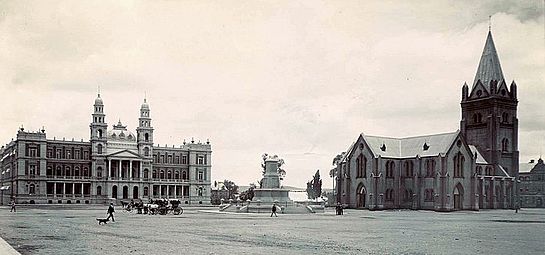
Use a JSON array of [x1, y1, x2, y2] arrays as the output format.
[[488, 15, 491, 32], [98, 85, 101, 97], [144, 91, 147, 103]]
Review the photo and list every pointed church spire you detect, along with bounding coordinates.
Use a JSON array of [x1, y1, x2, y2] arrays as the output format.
[[472, 31, 505, 91]]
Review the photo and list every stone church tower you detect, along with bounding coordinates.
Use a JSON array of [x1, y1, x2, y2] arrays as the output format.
[[460, 31, 519, 179]]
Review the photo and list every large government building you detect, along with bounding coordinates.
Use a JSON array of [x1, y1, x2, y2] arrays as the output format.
[[336, 31, 519, 211], [0, 95, 212, 205]]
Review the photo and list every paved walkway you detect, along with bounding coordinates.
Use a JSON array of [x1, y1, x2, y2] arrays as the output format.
[[0, 236, 20, 255]]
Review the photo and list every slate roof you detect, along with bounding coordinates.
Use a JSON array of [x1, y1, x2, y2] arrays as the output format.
[[361, 131, 459, 158], [530, 158, 545, 173], [473, 31, 505, 91]]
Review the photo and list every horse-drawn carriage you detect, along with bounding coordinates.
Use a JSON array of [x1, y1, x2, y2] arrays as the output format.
[[143, 199, 183, 215]]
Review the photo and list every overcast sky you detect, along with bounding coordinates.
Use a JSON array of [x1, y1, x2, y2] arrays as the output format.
[[0, 0, 544, 189]]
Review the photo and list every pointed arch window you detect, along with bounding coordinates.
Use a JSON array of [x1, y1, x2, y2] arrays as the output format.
[[502, 112, 509, 123], [97, 144, 103, 154], [501, 138, 509, 152], [453, 153, 465, 178], [386, 161, 395, 178], [473, 113, 483, 124], [404, 161, 414, 177], [356, 154, 367, 178], [426, 159, 436, 177]]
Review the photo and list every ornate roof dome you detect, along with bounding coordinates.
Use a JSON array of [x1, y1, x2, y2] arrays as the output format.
[[141, 98, 149, 110], [94, 94, 104, 105]]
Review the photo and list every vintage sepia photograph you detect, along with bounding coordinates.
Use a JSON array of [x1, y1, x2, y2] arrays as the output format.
[[0, 1, 544, 254]]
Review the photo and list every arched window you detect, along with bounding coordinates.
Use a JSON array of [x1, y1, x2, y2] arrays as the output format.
[[473, 113, 483, 124], [97, 144, 103, 154], [144, 133, 149, 142], [453, 153, 464, 178], [502, 138, 509, 152], [426, 159, 435, 177], [175, 171, 180, 179], [160, 170, 165, 179], [97, 167, 103, 178], [83, 167, 89, 177], [97, 186, 102, 195], [502, 112, 509, 123], [404, 161, 413, 177], [144, 147, 149, 157], [182, 171, 187, 180], [112, 185, 117, 198], [29, 184, 35, 194], [143, 187, 149, 196], [144, 169, 149, 179], [97, 129, 102, 138], [66, 166, 71, 177], [385, 189, 394, 201], [74, 167, 80, 177], [167, 171, 172, 179], [386, 161, 395, 178], [198, 187, 203, 196], [56, 166, 62, 176], [476, 166, 482, 175], [356, 154, 366, 178]]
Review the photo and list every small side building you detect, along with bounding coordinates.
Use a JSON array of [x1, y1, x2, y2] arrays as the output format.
[[519, 158, 545, 208]]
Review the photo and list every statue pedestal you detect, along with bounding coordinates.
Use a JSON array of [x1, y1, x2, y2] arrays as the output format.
[[253, 188, 292, 203]]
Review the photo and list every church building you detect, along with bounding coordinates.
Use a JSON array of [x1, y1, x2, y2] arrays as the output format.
[[335, 31, 519, 211], [0, 95, 212, 205]]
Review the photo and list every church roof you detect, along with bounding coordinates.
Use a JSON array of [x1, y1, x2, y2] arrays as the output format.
[[472, 31, 505, 91], [530, 158, 545, 173], [361, 131, 459, 158]]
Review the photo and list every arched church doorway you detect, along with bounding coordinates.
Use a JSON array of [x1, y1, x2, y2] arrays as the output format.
[[356, 183, 366, 208], [453, 183, 464, 210]]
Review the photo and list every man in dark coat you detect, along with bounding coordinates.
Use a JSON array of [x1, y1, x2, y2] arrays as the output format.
[[270, 204, 278, 217], [106, 202, 115, 222]]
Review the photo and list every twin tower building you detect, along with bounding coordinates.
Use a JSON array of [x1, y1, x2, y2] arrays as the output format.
[[336, 31, 519, 211], [0, 95, 212, 205]]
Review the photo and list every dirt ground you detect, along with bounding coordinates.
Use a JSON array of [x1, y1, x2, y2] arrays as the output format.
[[0, 206, 544, 255]]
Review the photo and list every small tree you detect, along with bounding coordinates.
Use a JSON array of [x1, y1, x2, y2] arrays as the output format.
[[239, 183, 256, 201], [223, 179, 239, 199], [261, 153, 286, 180], [306, 170, 322, 200]]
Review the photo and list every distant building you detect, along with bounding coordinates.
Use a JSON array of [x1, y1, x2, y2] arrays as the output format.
[[0, 94, 211, 205], [335, 31, 519, 211], [519, 158, 545, 208]]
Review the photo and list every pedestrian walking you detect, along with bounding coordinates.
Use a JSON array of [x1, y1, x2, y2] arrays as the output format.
[[270, 204, 278, 217], [9, 200, 16, 212], [106, 202, 115, 222]]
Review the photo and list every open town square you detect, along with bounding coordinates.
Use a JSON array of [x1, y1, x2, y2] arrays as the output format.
[[0, 206, 544, 255], [1, 0, 544, 254]]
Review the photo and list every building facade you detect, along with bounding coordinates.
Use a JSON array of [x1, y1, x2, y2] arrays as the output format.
[[519, 158, 545, 208], [335, 31, 518, 211], [0, 95, 212, 205]]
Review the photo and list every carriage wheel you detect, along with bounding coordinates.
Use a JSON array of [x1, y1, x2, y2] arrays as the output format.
[[173, 208, 181, 215]]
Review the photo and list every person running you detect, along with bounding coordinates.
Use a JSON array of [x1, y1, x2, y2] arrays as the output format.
[[106, 203, 115, 222], [270, 204, 278, 217], [9, 200, 16, 212]]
